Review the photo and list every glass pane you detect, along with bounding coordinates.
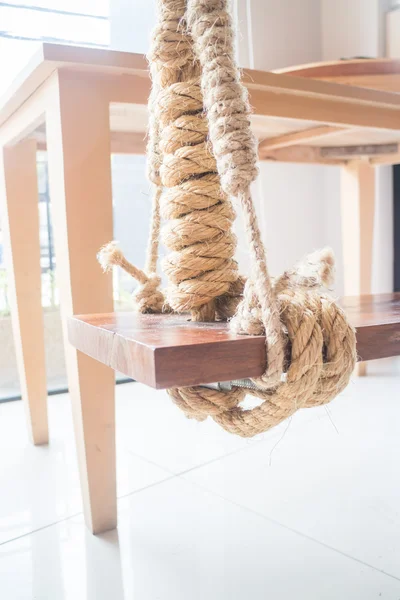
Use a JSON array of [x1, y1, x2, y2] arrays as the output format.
[[111, 155, 153, 309], [0, 39, 40, 97], [37, 159, 47, 195], [0, 225, 8, 314], [0, 6, 109, 46], [1, 1, 109, 17]]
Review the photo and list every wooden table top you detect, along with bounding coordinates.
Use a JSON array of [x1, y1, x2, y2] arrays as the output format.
[[68, 293, 400, 390], [0, 44, 148, 129], [3, 45, 400, 165], [279, 58, 400, 91]]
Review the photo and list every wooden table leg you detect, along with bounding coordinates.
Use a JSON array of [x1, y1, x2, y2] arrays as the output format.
[[341, 161, 376, 375], [46, 72, 116, 534], [0, 139, 48, 445]]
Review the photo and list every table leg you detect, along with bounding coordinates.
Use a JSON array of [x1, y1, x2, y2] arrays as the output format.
[[46, 73, 116, 534], [0, 139, 48, 445], [341, 161, 375, 375]]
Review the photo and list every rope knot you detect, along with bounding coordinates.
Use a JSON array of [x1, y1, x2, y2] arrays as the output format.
[[133, 273, 166, 313], [170, 248, 356, 438], [97, 242, 168, 314]]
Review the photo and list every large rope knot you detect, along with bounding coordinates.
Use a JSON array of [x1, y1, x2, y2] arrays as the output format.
[[133, 273, 166, 313], [169, 249, 357, 437]]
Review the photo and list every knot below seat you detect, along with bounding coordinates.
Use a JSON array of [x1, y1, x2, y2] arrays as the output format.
[[168, 249, 357, 438]]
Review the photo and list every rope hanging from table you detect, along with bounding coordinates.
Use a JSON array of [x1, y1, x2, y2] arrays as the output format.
[[98, 0, 357, 438]]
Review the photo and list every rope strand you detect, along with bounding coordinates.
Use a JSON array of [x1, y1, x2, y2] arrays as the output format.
[[98, 242, 167, 313], [187, 0, 285, 383]]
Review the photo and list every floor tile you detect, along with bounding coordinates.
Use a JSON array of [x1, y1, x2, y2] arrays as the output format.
[[0, 394, 171, 544], [116, 366, 400, 475], [116, 382, 261, 473], [183, 371, 400, 578], [1, 477, 399, 600]]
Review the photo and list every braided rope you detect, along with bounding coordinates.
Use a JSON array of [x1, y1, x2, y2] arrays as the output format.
[[187, 0, 286, 383], [98, 0, 357, 438], [150, 0, 241, 322]]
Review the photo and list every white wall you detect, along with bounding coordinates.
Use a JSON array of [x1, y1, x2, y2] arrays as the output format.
[[322, 0, 382, 60], [110, 0, 156, 53], [321, 0, 393, 295], [373, 166, 394, 293], [250, 0, 322, 70], [322, 0, 391, 59], [241, 0, 325, 278]]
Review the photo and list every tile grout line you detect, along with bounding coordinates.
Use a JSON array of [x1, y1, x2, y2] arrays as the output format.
[[2, 448, 400, 584], [1, 434, 254, 548], [117, 473, 177, 500], [180, 475, 400, 584], [0, 435, 279, 549], [0, 513, 82, 547], [0, 416, 361, 547], [4, 468, 399, 584], [0, 474, 178, 548], [120, 432, 272, 479], [5, 384, 400, 575]]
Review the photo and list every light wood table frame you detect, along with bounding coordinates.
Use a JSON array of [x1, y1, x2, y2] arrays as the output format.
[[0, 45, 151, 534], [1, 47, 400, 534]]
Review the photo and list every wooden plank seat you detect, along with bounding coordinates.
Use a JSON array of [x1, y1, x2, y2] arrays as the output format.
[[68, 293, 400, 391]]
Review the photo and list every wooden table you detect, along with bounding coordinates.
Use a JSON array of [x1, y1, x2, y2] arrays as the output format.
[[2, 46, 400, 533], [278, 58, 400, 92], [0, 44, 152, 534]]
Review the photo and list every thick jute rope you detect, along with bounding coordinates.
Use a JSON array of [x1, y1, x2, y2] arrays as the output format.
[[98, 0, 357, 438], [170, 249, 357, 437], [152, 0, 243, 322]]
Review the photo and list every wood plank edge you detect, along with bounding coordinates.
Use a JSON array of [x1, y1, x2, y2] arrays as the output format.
[[152, 337, 266, 390], [355, 322, 400, 362], [111, 331, 157, 388]]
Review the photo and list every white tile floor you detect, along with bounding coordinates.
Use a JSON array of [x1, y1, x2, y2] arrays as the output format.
[[1, 359, 400, 599]]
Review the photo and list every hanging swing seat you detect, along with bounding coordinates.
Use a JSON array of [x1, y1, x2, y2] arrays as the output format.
[[68, 292, 400, 390], [58, 0, 400, 534]]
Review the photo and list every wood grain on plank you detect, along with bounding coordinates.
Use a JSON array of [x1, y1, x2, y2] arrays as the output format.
[[68, 294, 400, 390]]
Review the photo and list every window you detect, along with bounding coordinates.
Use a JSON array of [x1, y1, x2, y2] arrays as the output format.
[[0, 2, 110, 97], [0, 1, 109, 45]]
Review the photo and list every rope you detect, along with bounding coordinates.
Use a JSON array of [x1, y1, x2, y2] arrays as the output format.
[[150, 0, 241, 322], [144, 187, 162, 275], [186, 0, 286, 383], [170, 249, 356, 437], [98, 242, 166, 313], [98, 0, 357, 438]]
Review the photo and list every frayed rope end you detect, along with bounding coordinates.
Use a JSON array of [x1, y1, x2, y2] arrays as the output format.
[[97, 241, 124, 273]]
